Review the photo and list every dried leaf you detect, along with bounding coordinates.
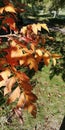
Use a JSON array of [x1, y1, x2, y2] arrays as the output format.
[[7, 86, 20, 104], [0, 69, 11, 80], [52, 54, 62, 59], [28, 104, 37, 118], [32, 24, 38, 35], [20, 26, 27, 34], [27, 57, 38, 71], [37, 23, 41, 31], [36, 49, 43, 56], [17, 92, 25, 108], [25, 91, 38, 103], [43, 52, 50, 66], [5, 4, 16, 13], [4, 76, 16, 95], [0, 4, 16, 14]]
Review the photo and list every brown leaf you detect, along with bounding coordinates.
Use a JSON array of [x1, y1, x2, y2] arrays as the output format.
[[21, 81, 32, 91], [25, 91, 38, 103], [28, 104, 37, 118], [52, 54, 62, 59], [0, 75, 3, 81], [15, 72, 29, 82]]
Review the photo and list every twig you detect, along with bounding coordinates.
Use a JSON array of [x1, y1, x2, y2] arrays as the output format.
[[0, 33, 21, 38]]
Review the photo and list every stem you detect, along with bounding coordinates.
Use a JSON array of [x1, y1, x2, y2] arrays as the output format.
[[0, 33, 20, 38]]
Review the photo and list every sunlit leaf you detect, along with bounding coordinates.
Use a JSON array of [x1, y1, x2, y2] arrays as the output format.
[[7, 86, 20, 104], [0, 4, 16, 14], [41, 23, 49, 32], [20, 26, 27, 34], [52, 58, 56, 66], [36, 49, 43, 56], [4, 76, 16, 95], [4, 4, 16, 13], [27, 57, 38, 71], [17, 92, 25, 108], [32, 24, 38, 35]]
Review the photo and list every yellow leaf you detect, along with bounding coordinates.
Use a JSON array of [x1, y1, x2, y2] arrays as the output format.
[[7, 86, 20, 104], [52, 58, 56, 66], [32, 24, 38, 34], [36, 49, 42, 56], [0, 69, 11, 80], [37, 23, 41, 31], [11, 48, 24, 58], [5, 4, 16, 13], [0, 69, 11, 88], [17, 92, 25, 108], [0, 4, 16, 14], [41, 24, 49, 32], [20, 26, 27, 34]]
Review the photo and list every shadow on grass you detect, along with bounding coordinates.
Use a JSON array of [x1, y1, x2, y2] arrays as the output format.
[[59, 116, 65, 130]]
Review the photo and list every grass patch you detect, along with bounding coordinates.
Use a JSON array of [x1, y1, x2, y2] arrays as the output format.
[[0, 65, 65, 130]]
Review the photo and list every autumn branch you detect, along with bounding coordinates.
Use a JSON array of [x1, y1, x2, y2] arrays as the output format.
[[0, 33, 20, 38]]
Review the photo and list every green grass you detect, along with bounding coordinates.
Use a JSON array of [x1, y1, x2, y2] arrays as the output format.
[[0, 65, 65, 130]]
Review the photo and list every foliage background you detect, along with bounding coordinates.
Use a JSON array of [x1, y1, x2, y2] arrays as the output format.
[[0, 0, 65, 130]]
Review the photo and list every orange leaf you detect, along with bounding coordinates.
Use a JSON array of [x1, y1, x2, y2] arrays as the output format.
[[28, 104, 37, 118], [17, 92, 26, 108], [27, 57, 38, 71], [52, 54, 62, 59], [36, 49, 43, 56], [0, 7, 4, 14], [21, 81, 32, 91], [4, 4, 16, 13], [43, 52, 50, 66], [7, 86, 20, 104], [3, 17, 16, 31], [25, 91, 38, 103], [0, 4, 16, 14], [15, 72, 29, 82]]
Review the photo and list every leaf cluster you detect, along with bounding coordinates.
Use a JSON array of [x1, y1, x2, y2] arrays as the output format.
[[0, 0, 61, 122]]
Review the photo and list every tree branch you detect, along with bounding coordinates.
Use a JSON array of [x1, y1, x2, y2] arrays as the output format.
[[0, 33, 21, 38]]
